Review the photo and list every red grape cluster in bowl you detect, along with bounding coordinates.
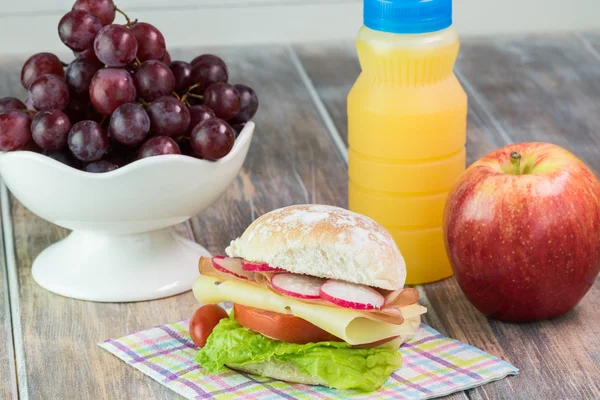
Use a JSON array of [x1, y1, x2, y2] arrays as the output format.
[[0, 0, 258, 173]]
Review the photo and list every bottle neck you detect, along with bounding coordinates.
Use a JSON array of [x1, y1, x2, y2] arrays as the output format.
[[356, 26, 459, 87]]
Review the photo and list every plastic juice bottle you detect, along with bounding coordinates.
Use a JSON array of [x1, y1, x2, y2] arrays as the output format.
[[348, 0, 467, 284]]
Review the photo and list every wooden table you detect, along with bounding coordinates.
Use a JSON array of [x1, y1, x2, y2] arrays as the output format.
[[2, 34, 600, 399]]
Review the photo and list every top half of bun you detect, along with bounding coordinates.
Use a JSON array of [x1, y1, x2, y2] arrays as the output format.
[[225, 204, 406, 290]]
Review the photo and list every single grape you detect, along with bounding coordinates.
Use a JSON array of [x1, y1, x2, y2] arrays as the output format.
[[170, 61, 192, 92], [147, 96, 190, 137], [190, 117, 235, 160], [186, 105, 215, 136], [74, 48, 101, 63], [65, 58, 103, 94], [43, 149, 82, 169], [161, 50, 171, 65], [21, 53, 65, 90], [0, 97, 26, 114], [89, 68, 136, 115], [0, 111, 32, 151], [94, 24, 138, 67], [29, 74, 70, 111], [190, 55, 228, 93], [72, 0, 115, 26], [203, 83, 240, 120], [85, 160, 119, 173], [58, 10, 102, 52], [229, 84, 258, 124], [31, 109, 72, 151], [109, 103, 150, 146], [133, 60, 175, 102], [191, 54, 227, 69], [68, 120, 109, 161], [129, 22, 166, 62], [138, 136, 181, 159]]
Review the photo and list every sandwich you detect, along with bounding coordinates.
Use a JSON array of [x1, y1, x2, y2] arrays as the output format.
[[191, 204, 426, 391]]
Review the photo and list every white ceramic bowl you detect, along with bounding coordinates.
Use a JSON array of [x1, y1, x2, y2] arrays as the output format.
[[0, 122, 254, 302]]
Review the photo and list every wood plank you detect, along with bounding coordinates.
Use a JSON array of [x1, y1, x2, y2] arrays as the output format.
[[291, 44, 356, 147], [0, 208, 16, 400], [458, 35, 600, 173], [1, 44, 348, 399], [579, 32, 600, 60], [0, 59, 22, 400]]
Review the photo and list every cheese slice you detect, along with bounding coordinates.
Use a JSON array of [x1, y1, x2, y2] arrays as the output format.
[[192, 275, 427, 345]]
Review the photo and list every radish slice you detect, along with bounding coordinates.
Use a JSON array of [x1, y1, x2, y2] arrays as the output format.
[[241, 260, 285, 272], [211, 256, 254, 280], [320, 280, 385, 310], [271, 273, 325, 299]]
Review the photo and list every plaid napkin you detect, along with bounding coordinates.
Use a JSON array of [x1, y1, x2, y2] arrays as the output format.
[[99, 319, 518, 400]]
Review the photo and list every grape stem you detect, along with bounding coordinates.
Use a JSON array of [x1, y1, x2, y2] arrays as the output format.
[[172, 92, 181, 101], [114, 6, 137, 27], [131, 56, 142, 69], [186, 93, 204, 100], [181, 93, 204, 103], [61, 61, 69, 67], [187, 83, 201, 92], [180, 83, 203, 103]]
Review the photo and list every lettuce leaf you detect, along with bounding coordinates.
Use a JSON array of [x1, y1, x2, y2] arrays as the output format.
[[195, 317, 402, 391]]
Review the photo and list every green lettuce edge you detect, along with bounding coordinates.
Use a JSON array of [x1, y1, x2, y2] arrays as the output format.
[[195, 316, 402, 391]]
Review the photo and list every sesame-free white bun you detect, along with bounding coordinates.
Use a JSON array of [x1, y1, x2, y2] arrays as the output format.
[[226, 204, 406, 290]]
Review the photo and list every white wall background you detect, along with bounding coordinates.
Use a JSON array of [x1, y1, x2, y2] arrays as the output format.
[[0, 0, 599, 56]]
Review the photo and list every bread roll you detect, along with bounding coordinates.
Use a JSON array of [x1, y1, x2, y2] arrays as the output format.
[[226, 204, 406, 290]]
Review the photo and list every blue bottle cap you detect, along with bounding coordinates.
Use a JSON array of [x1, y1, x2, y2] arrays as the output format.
[[364, 0, 452, 34]]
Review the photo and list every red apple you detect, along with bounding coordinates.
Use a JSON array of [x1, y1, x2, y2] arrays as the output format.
[[443, 142, 600, 322]]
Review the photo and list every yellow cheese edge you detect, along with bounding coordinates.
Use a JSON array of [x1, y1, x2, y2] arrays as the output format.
[[192, 275, 427, 345]]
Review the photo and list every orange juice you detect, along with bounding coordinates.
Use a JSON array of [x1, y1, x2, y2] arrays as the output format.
[[348, 0, 467, 284]]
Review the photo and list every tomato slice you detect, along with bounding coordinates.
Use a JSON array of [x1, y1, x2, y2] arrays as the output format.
[[233, 303, 342, 344], [234, 304, 399, 347]]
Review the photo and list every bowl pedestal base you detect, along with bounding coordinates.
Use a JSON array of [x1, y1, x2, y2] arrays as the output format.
[[31, 228, 210, 302]]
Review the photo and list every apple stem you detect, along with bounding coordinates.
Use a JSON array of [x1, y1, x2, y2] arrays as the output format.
[[510, 151, 522, 175]]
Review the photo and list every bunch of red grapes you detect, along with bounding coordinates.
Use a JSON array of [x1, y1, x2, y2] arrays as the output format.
[[0, 0, 258, 173]]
